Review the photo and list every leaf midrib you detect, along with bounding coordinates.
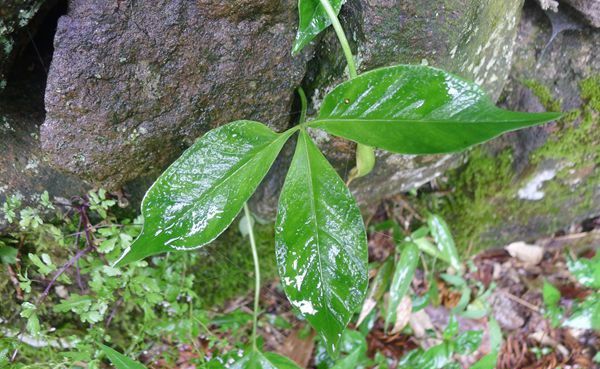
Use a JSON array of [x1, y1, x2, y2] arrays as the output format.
[[302, 131, 332, 322], [309, 115, 556, 126]]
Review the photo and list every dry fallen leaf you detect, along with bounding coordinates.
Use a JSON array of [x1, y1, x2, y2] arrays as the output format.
[[409, 308, 434, 338], [275, 327, 316, 369], [357, 297, 377, 326], [505, 241, 544, 265], [391, 296, 412, 334]]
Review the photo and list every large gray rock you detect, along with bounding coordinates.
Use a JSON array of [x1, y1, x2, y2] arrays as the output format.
[[0, 77, 89, 231], [41, 0, 308, 188], [0, 0, 90, 230]]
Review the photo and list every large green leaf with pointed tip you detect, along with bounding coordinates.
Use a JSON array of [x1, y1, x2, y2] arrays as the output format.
[[275, 130, 368, 356], [117, 121, 294, 265], [309, 65, 561, 153], [232, 351, 302, 369], [292, 0, 344, 54], [100, 345, 147, 369]]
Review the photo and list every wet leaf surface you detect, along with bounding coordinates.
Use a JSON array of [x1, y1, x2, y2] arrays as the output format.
[[311, 65, 561, 154], [275, 130, 368, 356], [428, 214, 462, 272], [119, 121, 293, 264], [293, 0, 344, 54]]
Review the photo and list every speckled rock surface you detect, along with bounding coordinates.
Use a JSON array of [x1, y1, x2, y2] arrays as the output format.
[[563, 0, 600, 28], [40, 0, 309, 188], [438, 3, 600, 249], [505, 4, 600, 111]]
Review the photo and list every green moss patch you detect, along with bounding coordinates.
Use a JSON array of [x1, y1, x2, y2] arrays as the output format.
[[193, 223, 277, 307]]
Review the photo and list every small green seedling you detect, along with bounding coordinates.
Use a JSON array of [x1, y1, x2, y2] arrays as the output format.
[[115, 0, 560, 361]]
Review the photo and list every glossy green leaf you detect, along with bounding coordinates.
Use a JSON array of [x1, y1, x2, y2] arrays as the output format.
[[428, 214, 462, 273], [385, 242, 419, 330], [471, 317, 502, 369], [292, 0, 344, 54], [357, 257, 394, 325], [232, 351, 302, 369], [117, 121, 293, 264], [454, 330, 483, 354], [567, 254, 600, 289], [452, 286, 471, 314], [413, 237, 448, 263], [0, 245, 18, 264], [310, 65, 561, 153], [470, 353, 498, 369], [100, 345, 147, 369], [371, 258, 395, 302], [543, 281, 561, 307], [330, 348, 364, 369], [443, 315, 459, 340], [315, 329, 367, 367], [398, 343, 452, 369], [488, 316, 502, 352], [565, 292, 600, 330], [349, 143, 376, 180], [275, 130, 368, 355]]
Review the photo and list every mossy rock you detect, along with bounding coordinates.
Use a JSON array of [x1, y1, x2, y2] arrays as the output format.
[[434, 73, 599, 252], [427, 4, 600, 252]]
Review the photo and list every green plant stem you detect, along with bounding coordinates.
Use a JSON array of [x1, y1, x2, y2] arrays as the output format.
[[318, 0, 357, 79], [243, 202, 261, 351], [297, 87, 308, 124], [318, 0, 374, 179]]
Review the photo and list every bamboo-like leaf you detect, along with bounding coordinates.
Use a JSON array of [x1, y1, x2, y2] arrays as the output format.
[[385, 242, 419, 330], [428, 214, 462, 273], [117, 121, 294, 265], [470, 317, 501, 369], [293, 0, 345, 54], [275, 130, 368, 355], [232, 351, 302, 369], [310, 65, 561, 153], [357, 257, 394, 325], [100, 345, 147, 369]]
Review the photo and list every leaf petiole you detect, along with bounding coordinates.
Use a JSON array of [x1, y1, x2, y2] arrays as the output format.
[[297, 87, 308, 124], [317, 0, 357, 79], [243, 203, 261, 351], [317, 0, 375, 178]]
